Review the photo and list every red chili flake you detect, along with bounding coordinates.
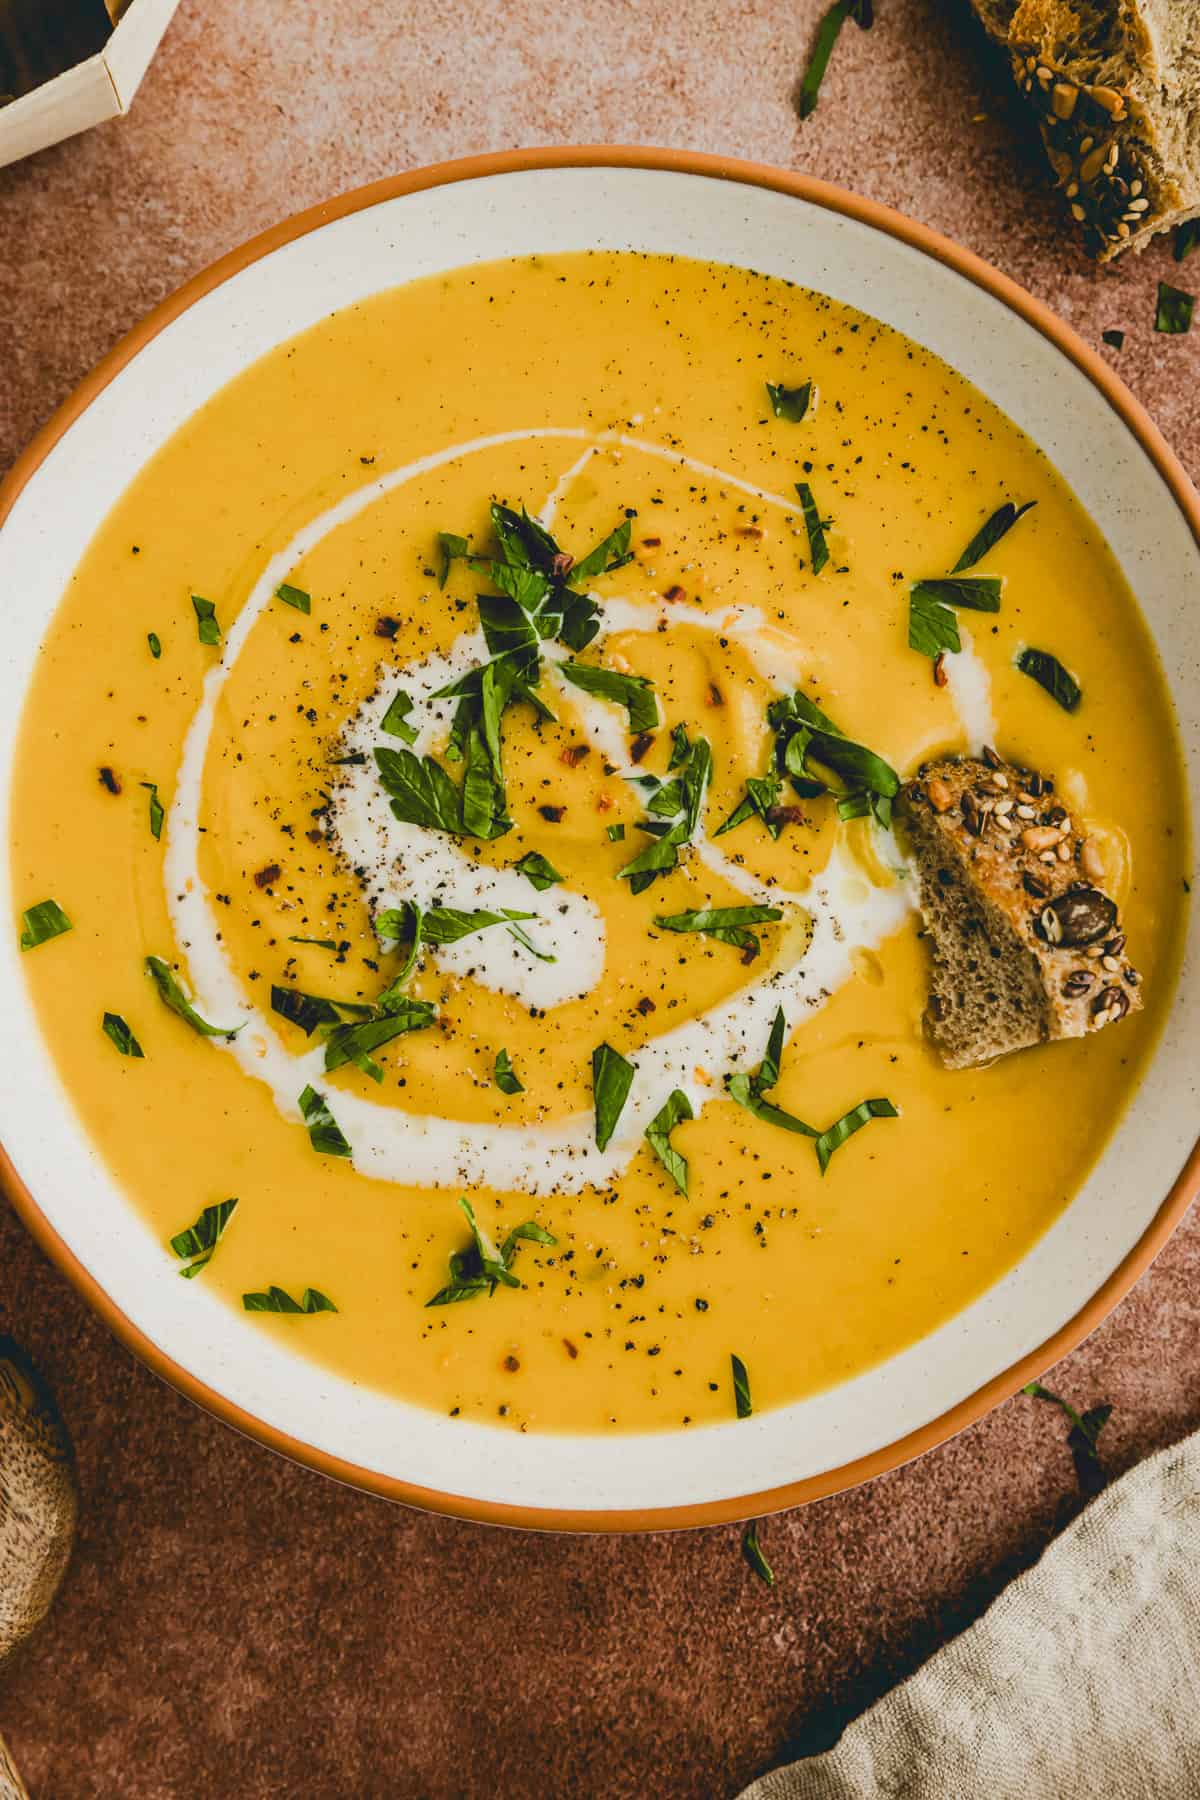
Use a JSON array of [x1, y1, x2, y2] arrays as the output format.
[[663, 584, 686, 602], [374, 616, 400, 639], [933, 652, 949, 688], [629, 731, 654, 764], [254, 863, 282, 888], [636, 997, 656, 1016], [641, 536, 662, 549], [766, 804, 806, 829], [596, 793, 614, 812], [539, 805, 565, 823], [736, 526, 764, 540], [502, 1354, 520, 1373], [98, 766, 122, 795], [551, 551, 574, 579], [306, 829, 324, 845], [560, 743, 590, 768]]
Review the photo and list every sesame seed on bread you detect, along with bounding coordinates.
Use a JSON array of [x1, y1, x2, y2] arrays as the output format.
[[897, 750, 1142, 1070], [968, 0, 1200, 260]]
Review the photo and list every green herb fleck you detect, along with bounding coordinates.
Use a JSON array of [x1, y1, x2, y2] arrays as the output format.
[[606, 823, 626, 842], [592, 1042, 636, 1151], [288, 936, 337, 951], [1016, 647, 1081, 713], [19, 899, 72, 951], [727, 1008, 817, 1137], [798, 0, 871, 120], [147, 631, 162, 659], [102, 1012, 144, 1057], [141, 781, 164, 841], [795, 481, 830, 574], [1023, 1380, 1112, 1497], [1156, 281, 1194, 334], [559, 661, 660, 733], [645, 1089, 694, 1195], [908, 586, 961, 659], [742, 1521, 775, 1586], [191, 594, 221, 645], [146, 955, 241, 1037], [951, 501, 1035, 573], [494, 1049, 524, 1094], [1175, 220, 1200, 262], [437, 531, 470, 587], [243, 1285, 337, 1314], [275, 582, 311, 614], [654, 904, 782, 961], [815, 1097, 898, 1174], [170, 1197, 238, 1279], [1102, 329, 1125, 350], [298, 1085, 352, 1158], [426, 1195, 555, 1306], [731, 1352, 753, 1419], [765, 380, 812, 421], [513, 850, 563, 891]]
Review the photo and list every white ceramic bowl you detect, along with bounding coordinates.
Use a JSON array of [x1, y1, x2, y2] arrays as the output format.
[[1, 150, 1197, 1530]]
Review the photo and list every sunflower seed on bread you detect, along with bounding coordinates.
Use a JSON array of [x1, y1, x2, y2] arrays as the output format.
[[968, 0, 1199, 260], [898, 752, 1142, 1069]]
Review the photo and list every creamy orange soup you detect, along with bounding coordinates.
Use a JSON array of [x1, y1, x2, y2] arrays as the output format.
[[11, 253, 1189, 1432]]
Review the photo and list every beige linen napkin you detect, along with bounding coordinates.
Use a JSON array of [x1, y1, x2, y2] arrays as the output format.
[[740, 1430, 1200, 1800]]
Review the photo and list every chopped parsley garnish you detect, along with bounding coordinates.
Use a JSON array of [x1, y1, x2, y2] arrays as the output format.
[[141, 781, 164, 841], [147, 631, 162, 659], [191, 594, 221, 645], [146, 955, 241, 1037], [426, 1195, 555, 1306], [1016, 647, 1082, 713], [322, 998, 436, 1081], [102, 1012, 144, 1057], [713, 773, 785, 840], [592, 1042, 636, 1151], [377, 904, 536, 949], [798, 0, 872, 120], [243, 1285, 337, 1314], [275, 582, 311, 614], [1175, 220, 1200, 262], [742, 1521, 775, 1586], [102, 1015, 143, 1051], [619, 735, 711, 893], [668, 723, 691, 770], [765, 380, 812, 421], [1023, 1380, 1112, 1497], [727, 1008, 817, 1137], [814, 1097, 898, 1173], [170, 1197, 237, 1279], [951, 500, 1035, 573], [375, 744, 482, 836], [908, 577, 1000, 659], [654, 904, 782, 961], [605, 823, 626, 842], [645, 1089, 694, 1195], [380, 687, 418, 742], [513, 850, 563, 890], [298, 1085, 352, 1158], [719, 690, 897, 838], [1101, 328, 1125, 350], [731, 1352, 753, 1419], [270, 985, 372, 1036], [19, 899, 72, 951], [494, 1049, 524, 1094], [795, 481, 830, 574], [437, 531, 470, 587], [1156, 280, 1194, 334], [559, 661, 660, 733], [287, 936, 337, 951]]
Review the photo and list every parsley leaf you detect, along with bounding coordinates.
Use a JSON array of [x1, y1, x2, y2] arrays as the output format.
[[270, 985, 372, 1037], [742, 1521, 775, 1586], [559, 661, 660, 733], [1016, 647, 1082, 713], [1023, 1380, 1113, 1497], [374, 745, 474, 835], [731, 1352, 753, 1419], [645, 1089, 694, 1194], [146, 955, 241, 1037], [951, 501, 1035, 573], [765, 380, 812, 421], [141, 781, 165, 841], [298, 1085, 352, 1158], [170, 1197, 238, 1279], [909, 575, 1001, 614], [494, 1048, 524, 1094], [275, 582, 311, 614], [514, 850, 563, 891], [426, 1195, 555, 1306], [654, 904, 782, 960], [437, 531, 470, 587], [908, 586, 961, 659], [380, 687, 418, 742], [769, 691, 899, 828], [18, 899, 72, 951], [243, 1286, 337, 1314], [592, 1042, 636, 1150], [568, 518, 634, 587], [1174, 220, 1200, 263], [147, 631, 162, 659], [727, 1008, 817, 1137], [796, 481, 830, 574], [619, 736, 711, 892], [713, 773, 784, 840], [1102, 328, 1125, 350], [323, 997, 437, 1081], [798, 0, 871, 120], [102, 1012, 144, 1057], [191, 595, 221, 645], [1156, 281, 1194, 334]]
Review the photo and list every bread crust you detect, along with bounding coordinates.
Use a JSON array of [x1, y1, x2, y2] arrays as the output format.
[[968, 0, 1199, 259], [898, 752, 1142, 1069]]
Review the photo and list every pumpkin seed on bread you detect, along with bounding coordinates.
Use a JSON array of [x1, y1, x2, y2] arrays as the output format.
[[898, 749, 1141, 1069]]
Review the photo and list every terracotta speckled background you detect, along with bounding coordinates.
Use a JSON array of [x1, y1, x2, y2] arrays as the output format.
[[1, 3, 1199, 1795]]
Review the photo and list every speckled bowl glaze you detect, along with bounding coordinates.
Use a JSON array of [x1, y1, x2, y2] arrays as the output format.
[[0, 149, 1196, 1530]]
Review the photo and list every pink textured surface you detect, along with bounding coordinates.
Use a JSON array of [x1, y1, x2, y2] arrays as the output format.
[[1, 3, 1199, 1795]]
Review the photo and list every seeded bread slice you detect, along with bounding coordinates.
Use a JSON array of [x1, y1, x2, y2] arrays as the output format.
[[898, 752, 1142, 1069], [968, 0, 1200, 259]]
